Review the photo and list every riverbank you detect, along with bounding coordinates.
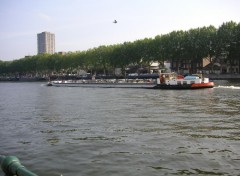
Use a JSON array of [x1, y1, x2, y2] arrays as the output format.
[[0, 77, 47, 82], [1, 74, 240, 82], [206, 73, 240, 80]]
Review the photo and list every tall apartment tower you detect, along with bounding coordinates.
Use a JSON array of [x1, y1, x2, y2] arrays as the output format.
[[37, 31, 55, 54]]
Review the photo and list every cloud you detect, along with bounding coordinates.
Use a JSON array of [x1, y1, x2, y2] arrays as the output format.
[[38, 13, 52, 21]]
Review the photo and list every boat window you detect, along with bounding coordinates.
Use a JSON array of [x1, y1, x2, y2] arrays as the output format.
[[190, 81, 195, 84], [177, 81, 181, 85], [183, 81, 187, 85]]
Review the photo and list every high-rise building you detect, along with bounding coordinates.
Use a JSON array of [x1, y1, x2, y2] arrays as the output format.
[[37, 32, 55, 54]]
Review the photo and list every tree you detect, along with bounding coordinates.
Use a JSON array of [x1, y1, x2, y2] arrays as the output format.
[[216, 21, 239, 73], [1, 21, 239, 76]]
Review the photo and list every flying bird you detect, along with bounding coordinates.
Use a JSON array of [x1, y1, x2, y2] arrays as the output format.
[[113, 20, 117, 24]]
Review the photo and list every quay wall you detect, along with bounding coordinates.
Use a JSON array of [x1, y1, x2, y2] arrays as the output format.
[[1, 74, 240, 81], [206, 74, 240, 80]]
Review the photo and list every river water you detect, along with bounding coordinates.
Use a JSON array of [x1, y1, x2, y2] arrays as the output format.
[[0, 80, 240, 176]]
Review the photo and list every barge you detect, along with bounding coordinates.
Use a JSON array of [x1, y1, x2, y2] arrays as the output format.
[[47, 73, 214, 89]]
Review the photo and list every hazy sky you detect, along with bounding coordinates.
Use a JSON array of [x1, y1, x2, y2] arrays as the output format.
[[0, 0, 240, 61]]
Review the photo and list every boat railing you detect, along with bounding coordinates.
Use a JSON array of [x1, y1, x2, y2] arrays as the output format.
[[0, 155, 38, 176]]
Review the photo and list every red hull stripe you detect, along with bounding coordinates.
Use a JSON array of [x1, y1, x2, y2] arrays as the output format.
[[191, 82, 214, 88]]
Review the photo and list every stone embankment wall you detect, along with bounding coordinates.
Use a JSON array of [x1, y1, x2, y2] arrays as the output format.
[[206, 74, 240, 80]]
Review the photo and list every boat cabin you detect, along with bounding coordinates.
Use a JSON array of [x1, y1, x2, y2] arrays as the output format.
[[157, 73, 210, 85]]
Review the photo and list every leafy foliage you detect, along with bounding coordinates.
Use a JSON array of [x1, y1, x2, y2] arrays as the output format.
[[0, 21, 239, 75]]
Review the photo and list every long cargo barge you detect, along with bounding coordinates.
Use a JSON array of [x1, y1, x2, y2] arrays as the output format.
[[47, 73, 214, 89]]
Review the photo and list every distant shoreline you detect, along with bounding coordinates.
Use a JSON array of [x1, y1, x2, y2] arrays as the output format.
[[206, 74, 240, 80], [0, 74, 240, 82]]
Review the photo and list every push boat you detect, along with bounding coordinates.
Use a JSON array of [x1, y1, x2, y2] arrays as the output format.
[[154, 73, 214, 89], [47, 73, 214, 89]]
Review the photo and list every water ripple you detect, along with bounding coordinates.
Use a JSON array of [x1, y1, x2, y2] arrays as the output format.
[[0, 82, 240, 176]]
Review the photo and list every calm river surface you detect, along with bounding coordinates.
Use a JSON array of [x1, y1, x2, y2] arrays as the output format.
[[0, 80, 240, 176]]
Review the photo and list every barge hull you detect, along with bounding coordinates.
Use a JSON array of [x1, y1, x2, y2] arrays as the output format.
[[50, 82, 156, 88], [153, 83, 214, 89]]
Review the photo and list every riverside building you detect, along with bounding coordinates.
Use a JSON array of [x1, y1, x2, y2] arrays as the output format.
[[37, 32, 55, 54]]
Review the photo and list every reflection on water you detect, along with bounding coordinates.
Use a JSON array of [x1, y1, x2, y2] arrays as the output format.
[[0, 81, 240, 176]]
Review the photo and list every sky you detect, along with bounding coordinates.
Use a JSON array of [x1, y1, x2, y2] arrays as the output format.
[[0, 0, 240, 61]]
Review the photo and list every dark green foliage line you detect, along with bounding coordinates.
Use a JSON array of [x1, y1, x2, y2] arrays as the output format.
[[1, 21, 240, 76]]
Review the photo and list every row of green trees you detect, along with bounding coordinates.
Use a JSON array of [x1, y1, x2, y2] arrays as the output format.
[[1, 21, 240, 76]]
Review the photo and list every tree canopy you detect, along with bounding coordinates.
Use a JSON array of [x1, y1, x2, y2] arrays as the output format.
[[1, 21, 240, 76]]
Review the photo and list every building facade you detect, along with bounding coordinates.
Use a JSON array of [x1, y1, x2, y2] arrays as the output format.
[[37, 32, 55, 54], [170, 57, 240, 74], [170, 58, 211, 74]]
